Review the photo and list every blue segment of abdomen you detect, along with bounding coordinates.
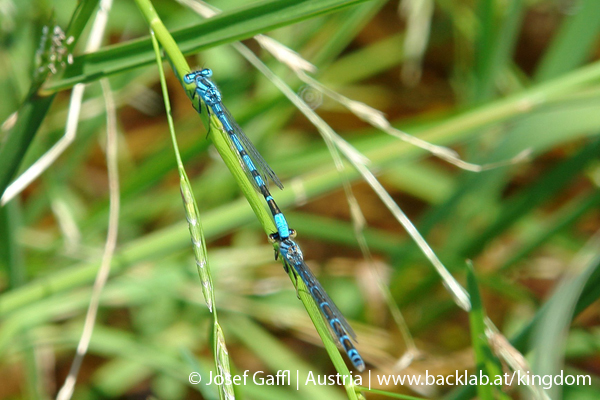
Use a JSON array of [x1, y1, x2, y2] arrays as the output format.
[[230, 133, 246, 153], [274, 214, 290, 239], [211, 103, 233, 132]]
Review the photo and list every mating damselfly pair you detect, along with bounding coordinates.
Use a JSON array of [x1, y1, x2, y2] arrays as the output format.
[[184, 68, 365, 372]]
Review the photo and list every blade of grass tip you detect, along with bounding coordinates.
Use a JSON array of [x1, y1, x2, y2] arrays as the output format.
[[484, 322, 545, 400], [2, 0, 111, 206], [0, 0, 99, 200], [466, 263, 507, 400], [55, 76, 120, 400], [48, 185, 82, 254], [214, 324, 235, 400], [151, 30, 234, 400]]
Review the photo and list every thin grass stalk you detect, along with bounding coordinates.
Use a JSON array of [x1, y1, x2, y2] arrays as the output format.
[[466, 265, 506, 400], [151, 30, 233, 400], [55, 76, 120, 400]]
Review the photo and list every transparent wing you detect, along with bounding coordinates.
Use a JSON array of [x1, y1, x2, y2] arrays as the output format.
[[288, 258, 358, 342], [222, 105, 284, 190]]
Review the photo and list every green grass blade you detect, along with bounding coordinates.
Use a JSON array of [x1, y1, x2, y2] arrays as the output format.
[[473, 0, 525, 102], [0, 93, 56, 199], [0, 202, 44, 399], [467, 265, 493, 400], [44, 0, 373, 92], [535, 0, 600, 82], [474, 0, 494, 71], [466, 264, 508, 400], [64, 0, 101, 49], [0, 202, 24, 285], [532, 243, 600, 399]]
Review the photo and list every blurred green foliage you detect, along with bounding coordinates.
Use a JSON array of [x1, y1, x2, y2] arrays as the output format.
[[1, 0, 600, 399]]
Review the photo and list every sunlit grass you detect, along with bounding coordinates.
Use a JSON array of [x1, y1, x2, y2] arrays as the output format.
[[1, 0, 600, 399]]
